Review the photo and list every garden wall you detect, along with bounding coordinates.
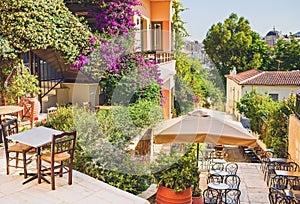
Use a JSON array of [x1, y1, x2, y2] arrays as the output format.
[[288, 114, 300, 164]]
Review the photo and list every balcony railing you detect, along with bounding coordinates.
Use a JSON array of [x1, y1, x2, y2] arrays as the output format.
[[143, 51, 174, 64]]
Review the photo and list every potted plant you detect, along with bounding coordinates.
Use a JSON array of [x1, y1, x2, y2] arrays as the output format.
[[151, 145, 200, 204], [192, 181, 204, 204], [5, 60, 41, 117]]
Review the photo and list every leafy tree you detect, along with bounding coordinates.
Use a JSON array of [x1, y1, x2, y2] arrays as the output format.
[[203, 13, 271, 84], [172, 1, 189, 52], [236, 89, 274, 135], [264, 95, 295, 156], [272, 35, 300, 71], [237, 90, 296, 156]]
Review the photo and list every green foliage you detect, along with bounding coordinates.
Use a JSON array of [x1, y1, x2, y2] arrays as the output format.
[[174, 74, 195, 115], [237, 90, 296, 156], [0, 0, 93, 64], [264, 95, 295, 156], [236, 89, 274, 135], [174, 52, 224, 114], [129, 99, 164, 128], [203, 13, 271, 84], [5, 61, 41, 104], [151, 145, 200, 193], [45, 106, 75, 132], [272, 36, 300, 71], [172, 1, 189, 52]]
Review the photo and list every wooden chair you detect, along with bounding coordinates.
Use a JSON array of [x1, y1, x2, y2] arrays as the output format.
[[1, 119, 35, 178], [18, 98, 35, 128], [39, 131, 76, 190]]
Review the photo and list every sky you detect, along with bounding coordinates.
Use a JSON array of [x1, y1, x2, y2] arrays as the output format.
[[179, 0, 300, 42]]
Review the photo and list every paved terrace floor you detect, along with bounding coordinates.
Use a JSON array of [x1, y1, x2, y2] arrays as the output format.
[[0, 147, 149, 204]]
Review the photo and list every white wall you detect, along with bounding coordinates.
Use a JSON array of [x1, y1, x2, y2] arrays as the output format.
[[63, 83, 100, 106], [242, 85, 300, 100]]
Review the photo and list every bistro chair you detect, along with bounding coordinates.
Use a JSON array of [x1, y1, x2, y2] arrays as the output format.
[[211, 163, 225, 171], [221, 189, 241, 204], [39, 131, 76, 190], [207, 174, 223, 184], [1, 119, 35, 178], [224, 175, 241, 190], [225, 162, 238, 175], [46, 107, 57, 118], [269, 175, 287, 190], [203, 188, 219, 204], [18, 98, 35, 128], [268, 187, 286, 204], [284, 162, 299, 172]]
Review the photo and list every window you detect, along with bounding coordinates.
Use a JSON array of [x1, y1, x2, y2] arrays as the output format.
[[151, 22, 162, 51], [269, 93, 279, 101]]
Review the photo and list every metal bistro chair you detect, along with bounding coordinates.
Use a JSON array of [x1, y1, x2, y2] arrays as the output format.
[[1, 119, 35, 178], [203, 188, 219, 204], [39, 131, 76, 190], [221, 189, 241, 204], [225, 162, 238, 175], [224, 175, 241, 190], [207, 174, 223, 184]]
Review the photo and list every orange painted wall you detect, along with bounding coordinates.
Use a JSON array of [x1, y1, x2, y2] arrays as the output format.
[[288, 114, 300, 164], [150, 1, 171, 22], [138, 0, 151, 18], [163, 89, 170, 119]]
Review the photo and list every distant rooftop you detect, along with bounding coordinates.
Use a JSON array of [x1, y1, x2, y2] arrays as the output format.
[[225, 69, 300, 86]]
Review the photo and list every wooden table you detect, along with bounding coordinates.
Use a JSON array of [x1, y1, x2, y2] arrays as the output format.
[[0, 105, 23, 122], [7, 126, 63, 184]]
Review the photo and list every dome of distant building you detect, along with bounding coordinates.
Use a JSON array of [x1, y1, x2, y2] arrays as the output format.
[[266, 30, 281, 37], [294, 31, 300, 37]]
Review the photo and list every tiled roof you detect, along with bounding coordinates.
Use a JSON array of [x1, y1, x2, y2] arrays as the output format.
[[225, 69, 262, 84], [226, 69, 300, 86]]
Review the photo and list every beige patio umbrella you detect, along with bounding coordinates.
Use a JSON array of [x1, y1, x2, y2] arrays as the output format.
[[153, 109, 257, 147]]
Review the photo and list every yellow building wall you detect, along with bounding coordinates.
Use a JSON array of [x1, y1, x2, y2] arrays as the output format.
[[288, 114, 300, 164], [226, 79, 242, 120]]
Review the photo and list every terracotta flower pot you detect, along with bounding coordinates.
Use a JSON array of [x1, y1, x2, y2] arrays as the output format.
[[192, 196, 204, 204], [156, 185, 192, 204]]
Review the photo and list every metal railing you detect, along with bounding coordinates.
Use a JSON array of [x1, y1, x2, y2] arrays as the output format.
[[143, 51, 174, 64]]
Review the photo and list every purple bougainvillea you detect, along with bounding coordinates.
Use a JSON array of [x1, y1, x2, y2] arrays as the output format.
[[90, 0, 141, 36]]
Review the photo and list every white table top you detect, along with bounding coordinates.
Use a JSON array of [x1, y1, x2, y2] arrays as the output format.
[[7, 126, 63, 148], [209, 170, 229, 176], [208, 182, 229, 190], [211, 159, 227, 164]]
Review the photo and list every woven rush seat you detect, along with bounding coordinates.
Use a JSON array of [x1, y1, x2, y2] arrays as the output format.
[[41, 152, 70, 163]]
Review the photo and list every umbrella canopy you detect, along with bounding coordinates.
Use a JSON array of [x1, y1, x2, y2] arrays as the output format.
[[153, 109, 257, 147]]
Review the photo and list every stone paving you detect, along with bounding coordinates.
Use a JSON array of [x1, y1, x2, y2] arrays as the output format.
[[0, 147, 149, 204]]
